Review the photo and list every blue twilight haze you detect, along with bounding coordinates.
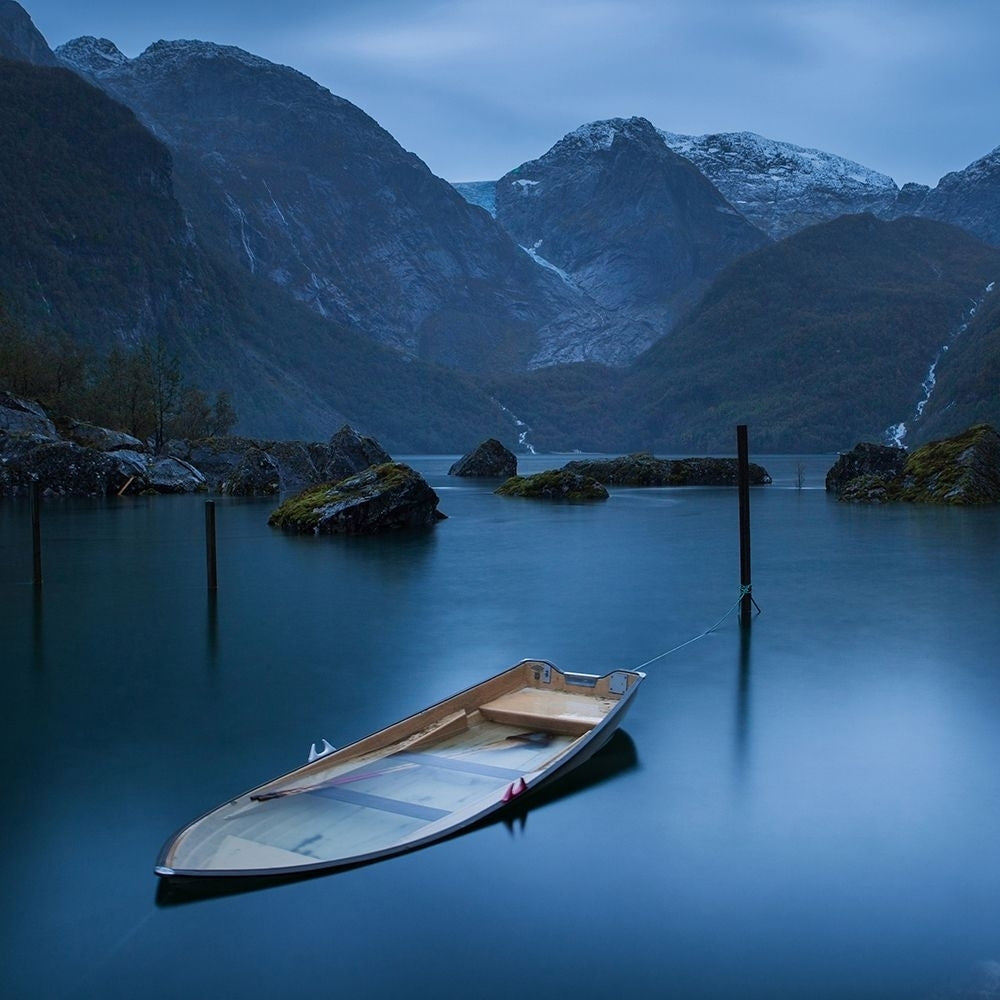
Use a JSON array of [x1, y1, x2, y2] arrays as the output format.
[[20, 0, 1000, 187]]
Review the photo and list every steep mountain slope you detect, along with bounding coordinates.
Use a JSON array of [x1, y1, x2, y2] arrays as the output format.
[[495, 118, 769, 366], [916, 280, 1000, 440], [0, 54, 524, 449], [56, 36, 593, 375], [0, 55, 208, 352], [912, 145, 1000, 248], [660, 129, 900, 240], [622, 215, 1000, 452], [0, 0, 55, 65]]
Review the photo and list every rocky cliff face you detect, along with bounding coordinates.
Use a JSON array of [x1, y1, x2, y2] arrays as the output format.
[[911, 146, 1000, 248], [55, 36, 591, 375], [495, 118, 768, 365], [660, 129, 900, 240]]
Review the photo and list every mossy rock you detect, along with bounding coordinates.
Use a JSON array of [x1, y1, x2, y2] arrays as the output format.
[[827, 424, 1000, 504], [495, 469, 609, 501], [268, 462, 445, 534], [838, 473, 893, 504], [893, 424, 1000, 504]]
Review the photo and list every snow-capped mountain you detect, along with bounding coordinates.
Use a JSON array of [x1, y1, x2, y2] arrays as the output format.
[[659, 129, 900, 240], [495, 117, 768, 364]]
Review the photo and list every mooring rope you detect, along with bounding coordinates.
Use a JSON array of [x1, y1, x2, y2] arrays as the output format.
[[631, 588, 760, 671]]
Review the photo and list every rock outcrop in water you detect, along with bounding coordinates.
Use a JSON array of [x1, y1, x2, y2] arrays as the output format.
[[495, 469, 609, 501], [449, 439, 517, 478], [563, 453, 772, 486], [268, 463, 445, 534], [825, 442, 909, 499], [826, 425, 1000, 504]]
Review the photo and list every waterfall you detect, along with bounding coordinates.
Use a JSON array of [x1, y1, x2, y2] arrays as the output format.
[[494, 400, 537, 454], [884, 280, 995, 445]]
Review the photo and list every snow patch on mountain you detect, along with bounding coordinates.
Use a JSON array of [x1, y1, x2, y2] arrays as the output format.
[[519, 241, 577, 288], [659, 129, 900, 239], [54, 36, 129, 75]]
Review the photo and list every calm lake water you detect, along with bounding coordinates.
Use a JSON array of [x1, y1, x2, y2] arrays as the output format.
[[3, 453, 1000, 999]]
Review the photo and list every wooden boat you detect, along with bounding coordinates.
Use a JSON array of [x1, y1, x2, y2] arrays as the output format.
[[155, 659, 644, 878]]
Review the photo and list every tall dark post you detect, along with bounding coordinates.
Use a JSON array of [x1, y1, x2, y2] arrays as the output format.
[[205, 500, 218, 591], [737, 425, 752, 627], [31, 481, 42, 587]]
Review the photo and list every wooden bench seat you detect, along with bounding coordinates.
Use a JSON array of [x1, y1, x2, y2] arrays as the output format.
[[479, 687, 610, 737]]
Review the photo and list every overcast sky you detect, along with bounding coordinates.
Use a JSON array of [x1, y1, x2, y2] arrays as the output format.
[[21, 0, 1000, 186]]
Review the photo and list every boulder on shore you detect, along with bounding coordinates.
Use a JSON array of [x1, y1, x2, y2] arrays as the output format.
[[268, 463, 446, 534], [826, 425, 1000, 504], [222, 447, 281, 496], [0, 391, 56, 438], [449, 438, 517, 478], [564, 453, 771, 486], [190, 424, 391, 494], [495, 469, 609, 501]]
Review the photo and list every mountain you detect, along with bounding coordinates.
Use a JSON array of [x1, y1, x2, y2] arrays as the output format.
[[494, 118, 769, 365], [915, 279, 1000, 440], [911, 145, 1000, 248], [659, 129, 900, 240], [55, 36, 595, 376], [622, 215, 1000, 452], [488, 215, 1000, 453], [0, 53, 527, 449], [0, 0, 56, 65]]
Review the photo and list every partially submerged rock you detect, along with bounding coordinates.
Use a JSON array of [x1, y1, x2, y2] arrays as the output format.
[[564, 453, 771, 486], [894, 424, 1000, 504], [827, 425, 1000, 504], [449, 439, 517, 478], [268, 463, 446, 534], [495, 469, 609, 501], [825, 442, 908, 497], [0, 437, 146, 496]]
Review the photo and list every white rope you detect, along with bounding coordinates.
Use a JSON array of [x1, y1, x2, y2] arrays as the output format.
[[631, 593, 757, 671]]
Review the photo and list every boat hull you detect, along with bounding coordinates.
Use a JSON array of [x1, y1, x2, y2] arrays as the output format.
[[155, 660, 644, 879]]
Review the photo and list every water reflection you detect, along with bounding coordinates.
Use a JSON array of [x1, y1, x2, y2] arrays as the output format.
[[32, 585, 44, 673], [154, 730, 639, 907], [205, 591, 218, 667], [734, 625, 752, 786]]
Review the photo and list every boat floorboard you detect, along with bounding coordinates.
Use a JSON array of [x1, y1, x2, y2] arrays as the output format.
[[170, 718, 579, 871]]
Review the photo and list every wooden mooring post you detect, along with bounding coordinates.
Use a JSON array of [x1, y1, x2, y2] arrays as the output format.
[[31, 481, 42, 587], [205, 500, 218, 591], [736, 425, 753, 627]]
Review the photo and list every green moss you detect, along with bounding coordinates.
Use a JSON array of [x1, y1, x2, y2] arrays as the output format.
[[267, 482, 335, 530], [495, 469, 609, 501], [267, 463, 424, 530], [894, 424, 996, 503]]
